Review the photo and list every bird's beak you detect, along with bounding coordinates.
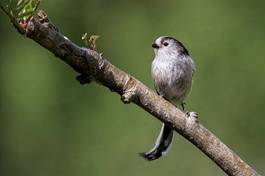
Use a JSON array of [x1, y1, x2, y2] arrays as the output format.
[[152, 43, 159, 49]]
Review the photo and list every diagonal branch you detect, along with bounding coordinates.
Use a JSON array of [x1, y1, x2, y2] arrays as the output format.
[[2, 10, 260, 176]]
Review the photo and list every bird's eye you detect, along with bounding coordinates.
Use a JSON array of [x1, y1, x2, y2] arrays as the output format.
[[163, 42, 169, 46]]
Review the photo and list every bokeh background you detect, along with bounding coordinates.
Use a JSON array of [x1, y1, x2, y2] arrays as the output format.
[[0, 0, 265, 175]]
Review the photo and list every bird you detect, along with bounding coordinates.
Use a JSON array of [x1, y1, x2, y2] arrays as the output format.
[[140, 36, 196, 161]]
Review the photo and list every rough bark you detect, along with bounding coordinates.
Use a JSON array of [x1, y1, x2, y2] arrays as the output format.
[[5, 11, 260, 176]]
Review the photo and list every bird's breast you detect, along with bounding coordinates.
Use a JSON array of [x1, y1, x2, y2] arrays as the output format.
[[151, 57, 193, 105]]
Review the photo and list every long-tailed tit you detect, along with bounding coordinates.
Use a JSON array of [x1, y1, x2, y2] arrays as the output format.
[[140, 36, 196, 161]]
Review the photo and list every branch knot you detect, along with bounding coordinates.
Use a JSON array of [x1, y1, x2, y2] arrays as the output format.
[[121, 77, 137, 104]]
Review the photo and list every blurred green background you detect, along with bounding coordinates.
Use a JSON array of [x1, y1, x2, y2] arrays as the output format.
[[0, 0, 265, 175]]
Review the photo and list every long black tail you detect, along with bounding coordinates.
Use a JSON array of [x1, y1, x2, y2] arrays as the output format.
[[140, 123, 173, 161]]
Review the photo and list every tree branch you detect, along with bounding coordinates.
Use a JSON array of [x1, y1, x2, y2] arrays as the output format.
[[3, 10, 260, 176]]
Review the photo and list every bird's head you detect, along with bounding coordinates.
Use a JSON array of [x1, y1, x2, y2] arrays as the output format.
[[152, 36, 189, 57]]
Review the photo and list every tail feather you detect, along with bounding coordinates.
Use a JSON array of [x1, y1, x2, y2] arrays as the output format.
[[140, 123, 173, 161]]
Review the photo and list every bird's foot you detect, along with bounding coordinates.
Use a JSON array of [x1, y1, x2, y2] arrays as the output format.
[[181, 102, 186, 111], [186, 111, 198, 119]]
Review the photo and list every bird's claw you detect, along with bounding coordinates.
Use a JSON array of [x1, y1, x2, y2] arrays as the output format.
[[186, 111, 198, 119], [181, 102, 186, 111]]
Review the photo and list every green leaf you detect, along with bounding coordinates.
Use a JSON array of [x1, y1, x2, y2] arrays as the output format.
[[1, 0, 40, 21], [82, 33, 100, 50], [1, 0, 41, 34]]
